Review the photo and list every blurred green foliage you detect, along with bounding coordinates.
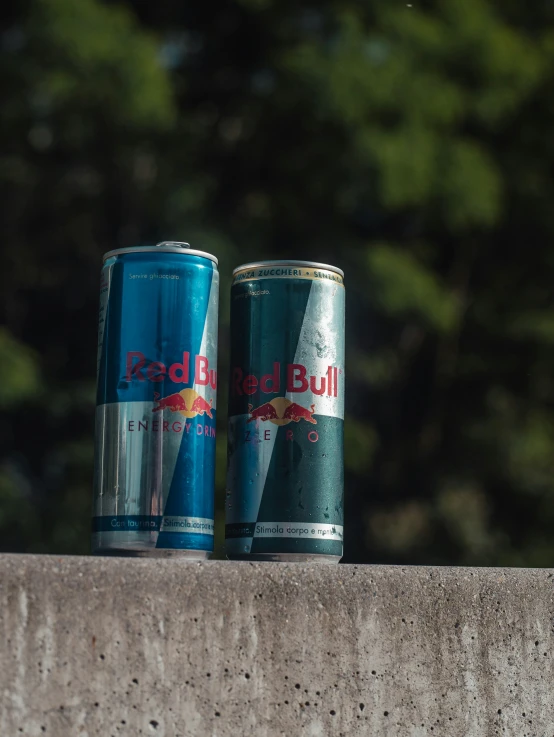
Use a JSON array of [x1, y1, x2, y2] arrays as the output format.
[[2, 0, 554, 565]]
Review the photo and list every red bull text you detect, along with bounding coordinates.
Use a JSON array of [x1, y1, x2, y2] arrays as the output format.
[[92, 242, 219, 558], [226, 261, 345, 562]]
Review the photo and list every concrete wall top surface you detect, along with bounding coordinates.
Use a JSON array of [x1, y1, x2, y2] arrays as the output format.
[[1, 554, 553, 736]]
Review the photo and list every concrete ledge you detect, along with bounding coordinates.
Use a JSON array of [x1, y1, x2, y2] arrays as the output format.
[[0, 556, 553, 736]]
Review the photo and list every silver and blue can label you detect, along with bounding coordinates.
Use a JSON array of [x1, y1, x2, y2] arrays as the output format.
[[225, 261, 345, 562], [92, 242, 219, 557]]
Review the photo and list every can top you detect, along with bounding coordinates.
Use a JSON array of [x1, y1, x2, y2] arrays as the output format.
[[232, 260, 344, 278], [103, 241, 218, 266]]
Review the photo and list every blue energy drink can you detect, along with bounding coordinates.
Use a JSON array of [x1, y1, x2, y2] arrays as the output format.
[[92, 241, 219, 558]]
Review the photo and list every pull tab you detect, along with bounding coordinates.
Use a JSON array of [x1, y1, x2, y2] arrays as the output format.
[[155, 241, 190, 249]]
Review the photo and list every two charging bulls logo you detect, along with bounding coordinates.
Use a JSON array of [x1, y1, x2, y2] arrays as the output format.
[[153, 388, 213, 418], [247, 397, 316, 425]]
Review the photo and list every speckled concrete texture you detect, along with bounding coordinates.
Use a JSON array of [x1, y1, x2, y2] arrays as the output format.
[[0, 556, 553, 736]]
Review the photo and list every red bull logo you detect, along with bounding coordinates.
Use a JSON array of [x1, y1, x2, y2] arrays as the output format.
[[127, 387, 216, 436], [152, 388, 213, 419], [126, 351, 217, 389], [232, 363, 338, 398], [247, 397, 317, 425]]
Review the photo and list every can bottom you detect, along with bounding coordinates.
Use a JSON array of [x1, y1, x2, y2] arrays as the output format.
[[91, 532, 211, 559], [92, 547, 210, 560], [226, 553, 341, 564]]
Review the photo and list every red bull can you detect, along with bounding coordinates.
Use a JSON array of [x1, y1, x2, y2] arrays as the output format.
[[226, 261, 345, 562], [92, 242, 218, 558]]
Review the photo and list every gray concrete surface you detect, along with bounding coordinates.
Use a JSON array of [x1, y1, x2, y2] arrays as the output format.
[[0, 556, 553, 737]]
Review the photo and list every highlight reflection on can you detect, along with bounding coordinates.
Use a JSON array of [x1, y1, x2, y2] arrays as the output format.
[[226, 260, 345, 562], [92, 241, 219, 558]]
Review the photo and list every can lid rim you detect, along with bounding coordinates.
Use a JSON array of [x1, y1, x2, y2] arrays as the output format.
[[102, 245, 218, 265], [232, 260, 344, 278]]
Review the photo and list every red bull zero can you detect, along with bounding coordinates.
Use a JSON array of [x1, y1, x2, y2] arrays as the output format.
[[92, 242, 218, 558], [226, 260, 345, 562]]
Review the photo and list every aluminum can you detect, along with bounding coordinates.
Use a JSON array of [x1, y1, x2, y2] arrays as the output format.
[[226, 260, 345, 562], [92, 241, 219, 558]]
